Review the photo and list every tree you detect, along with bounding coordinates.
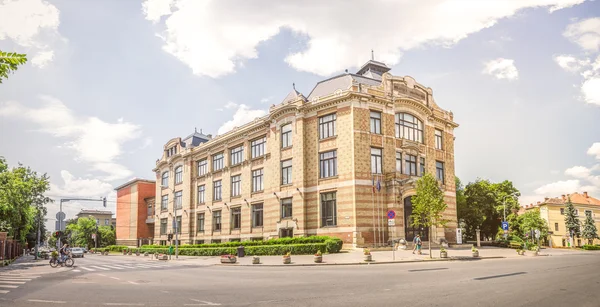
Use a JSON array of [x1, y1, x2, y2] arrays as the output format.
[[411, 173, 448, 258], [0, 51, 27, 83], [98, 226, 116, 247], [514, 208, 548, 246], [66, 217, 97, 249], [581, 211, 598, 245], [564, 197, 581, 243]]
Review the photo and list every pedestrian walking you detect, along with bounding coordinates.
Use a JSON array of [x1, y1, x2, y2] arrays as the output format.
[[412, 236, 418, 254], [415, 235, 422, 255]]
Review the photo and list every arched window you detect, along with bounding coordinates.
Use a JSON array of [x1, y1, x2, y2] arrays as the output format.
[[174, 166, 183, 184], [161, 171, 169, 187], [395, 113, 423, 143]]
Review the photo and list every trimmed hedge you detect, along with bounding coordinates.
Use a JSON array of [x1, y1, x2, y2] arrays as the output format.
[[139, 243, 327, 256], [582, 245, 600, 250], [106, 245, 129, 252], [140, 236, 343, 253]]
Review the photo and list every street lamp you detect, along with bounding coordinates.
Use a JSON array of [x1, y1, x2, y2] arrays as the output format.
[[501, 192, 519, 239]]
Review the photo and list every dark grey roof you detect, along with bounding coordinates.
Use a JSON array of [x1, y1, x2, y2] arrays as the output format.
[[281, 89, 302, 104], [307, 73, 381, 100], [182, 129, 211, 148], [356, 60, 390, 77]]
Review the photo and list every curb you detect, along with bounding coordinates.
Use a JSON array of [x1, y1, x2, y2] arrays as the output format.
[[214, 256, 507, 267]]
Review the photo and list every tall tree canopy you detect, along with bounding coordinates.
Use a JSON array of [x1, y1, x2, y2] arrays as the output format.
[[564, 197, 581, 239], [0, 51, 27, 83], [581, 211, 598, 245], [411, 173, 448, 258]]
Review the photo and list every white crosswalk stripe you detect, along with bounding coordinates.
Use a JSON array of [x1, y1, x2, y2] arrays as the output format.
[[73, 263, 172, 273], [0, 274, 40, 295]]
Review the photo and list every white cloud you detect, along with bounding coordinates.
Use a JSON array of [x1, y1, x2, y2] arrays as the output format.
[[565, 166, 591, 178], [224, 101, 238, 109], [483, 58, 519, 80], [0, 96, 144, 181], [260, 97, 273, 104], [142, 0, 587, 78], [217, 104, 266, 135], [534, 179, 582, 195], [0, 0, 62, 68], [563, 17, 600, 52], [553, 54, 590, 72], [581, 76, 600, 105], [49, 170, 114, 199], [588, 142, 600, 159]]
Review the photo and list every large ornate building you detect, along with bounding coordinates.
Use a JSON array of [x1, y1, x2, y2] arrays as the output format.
[[152, 60, 458, 246]]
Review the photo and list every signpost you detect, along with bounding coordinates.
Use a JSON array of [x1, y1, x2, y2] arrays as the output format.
[[501, 221, 509, 239], [387, 210, 396, 260]]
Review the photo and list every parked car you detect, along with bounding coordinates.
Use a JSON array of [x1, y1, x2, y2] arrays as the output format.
[[82, 247, 88, 253], [70, 247, 85, 258]]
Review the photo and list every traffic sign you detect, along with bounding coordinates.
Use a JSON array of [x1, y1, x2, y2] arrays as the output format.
[[534, 229, 540, 239], [91, 233, 96, 239], [388, 219, 395, 226], [501, 221, 509, 231], [387, 210, 396, 219], [56, 212, 66, 221]]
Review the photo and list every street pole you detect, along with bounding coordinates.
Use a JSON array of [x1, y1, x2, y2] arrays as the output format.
[[58, 199, 63, 248], [34, 211, 41, 260], [174, 204, 179, 259]]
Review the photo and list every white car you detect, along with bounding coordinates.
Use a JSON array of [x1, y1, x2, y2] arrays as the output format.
[[70, 247, 85, 258]]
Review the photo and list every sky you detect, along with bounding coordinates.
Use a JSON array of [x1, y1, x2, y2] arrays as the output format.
[[0, 0, 599, 231]]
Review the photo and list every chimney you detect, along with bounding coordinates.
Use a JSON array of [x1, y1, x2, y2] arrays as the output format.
[[544, 197, 549, 202], [584, 191, 588, 198], [536, 201, 541, 205]]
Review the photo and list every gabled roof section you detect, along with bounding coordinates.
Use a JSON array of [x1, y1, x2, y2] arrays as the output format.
[[356, 60, 390, 80], [281, 88, 303, 104], [182, 128, 212, 148], [306, 73, 381, 100]]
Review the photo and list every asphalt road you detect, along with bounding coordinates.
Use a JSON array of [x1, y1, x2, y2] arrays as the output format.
[[2, 252, 600, 307]]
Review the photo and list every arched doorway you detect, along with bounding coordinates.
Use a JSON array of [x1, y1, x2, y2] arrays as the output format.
[[404, 196, 428, 241]]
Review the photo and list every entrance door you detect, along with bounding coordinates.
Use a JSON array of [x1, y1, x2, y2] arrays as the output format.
[[280, 228, 293, 238], [404, 196, 428, 241]]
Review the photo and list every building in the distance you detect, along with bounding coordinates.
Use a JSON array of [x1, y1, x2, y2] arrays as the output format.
[[524, 192, 600, 247], [153, 59, 458, 247], [76, 209, 116, 228], [115, 178, 156, 247]]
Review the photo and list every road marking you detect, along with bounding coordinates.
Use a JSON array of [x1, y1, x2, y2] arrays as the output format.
[[474, 272, 527, 281], [110, 265, 132, 269], [103, 303, 145, 306], [28, 299, 67, 304], [408, 268, 448, 272], [90, 266, 111, 271], [72, 270, 81, 272], [81, 267, 96, 271], [110, 277, 121, 280], [0, 290, 9, 294], [102, 265, 124, 270], [0, 278, 32, 281], [0, 281, 26, 284], [0, 285, 18, 288], [187, 299, 221, 306], [127, 281, 139, 285], [134, 264, 155, 268]]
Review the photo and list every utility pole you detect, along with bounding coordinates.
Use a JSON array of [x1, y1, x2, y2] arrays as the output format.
[[174, 202, 179, 259], [34, 210, 41, 260]]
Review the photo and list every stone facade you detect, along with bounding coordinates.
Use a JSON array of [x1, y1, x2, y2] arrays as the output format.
[[153, 61, 458, 246]]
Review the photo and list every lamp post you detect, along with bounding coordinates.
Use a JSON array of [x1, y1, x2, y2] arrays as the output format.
[[501, 192, 519, 239]]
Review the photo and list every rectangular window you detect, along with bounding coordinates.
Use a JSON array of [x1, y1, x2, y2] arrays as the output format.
[[321, 192, 337, 227], [281, 159, 292, 185], [252, 169, 264, 192], [174, 191, 182, 209], [105, 219, 109, 225], [231, 207, 241, 230], [213, 180, 222, 201], [252, 203, 263, 227], [555, 223, 559, 231], [585, 210, 592, 217], [161, 195, 168, 211], [212, 153, 224, 171], [197, 213, 205, 232], [419, 157, 425, 177], [230, 145, 244, 166], [197, 159, 207, 176], [281, 198, 293, 219], [231, 175, 241, 197], [396, 152, 402, 173], [370, 111, 382, 134], [251, 137, 266, 158], [175, 166, 183, 184], [436, 161, 445, 183], [281, 123, 292, 148], [435, 129, 443, 150], [319, 113, 336, 139], [161, 172, 169, 187], [371, 148, 382, 174], [197, 185, 205, 204], [160, 218, 167, 235], [319, 150, 337, 178], [175, 216, 181, 234], [213, 211, 221, 231], [560, 208, 565, 215], [404, 154, 417, 176]]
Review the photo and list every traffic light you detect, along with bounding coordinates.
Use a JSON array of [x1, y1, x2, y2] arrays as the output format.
[[167, 234, 173, 241], [54, 231, 63, 238], [102, 197, 107, 207]]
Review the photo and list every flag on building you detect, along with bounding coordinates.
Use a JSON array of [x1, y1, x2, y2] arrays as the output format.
[[372, 177, 376, 193], [376, 178, 381, 192]]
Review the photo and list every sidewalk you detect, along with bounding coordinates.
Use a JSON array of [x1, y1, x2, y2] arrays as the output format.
[[116, 246, 597, 267], [0, 254, 70, 275]]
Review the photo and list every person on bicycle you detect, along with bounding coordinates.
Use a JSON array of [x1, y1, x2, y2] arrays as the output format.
[[59, 244, 69, 263]]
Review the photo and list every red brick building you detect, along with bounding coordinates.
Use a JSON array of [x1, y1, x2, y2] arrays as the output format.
[[115, 179, 156, 247]]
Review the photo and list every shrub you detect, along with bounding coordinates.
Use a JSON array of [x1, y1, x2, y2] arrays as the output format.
[[138, 243, 327, 256], [582, 245, 600, 250], [106, 245, 128, 252], [140, 236, 339, 250]]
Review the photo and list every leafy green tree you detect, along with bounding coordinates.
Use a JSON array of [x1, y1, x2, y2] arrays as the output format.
[[98, 226, 116, 247], [66, 217, 97, 249], [514, 208, 548, 246], [411, 173, 448, 258], [48, 235, 57, 248], [0, 51, 27, 83], [564, 197, 581, 242], [581, 211, 598, 245]]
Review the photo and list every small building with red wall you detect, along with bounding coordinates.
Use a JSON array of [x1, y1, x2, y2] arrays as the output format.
[[115, 178, 156, 247]]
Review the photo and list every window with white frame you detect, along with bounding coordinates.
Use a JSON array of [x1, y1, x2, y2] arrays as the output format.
[[404, 154, 417, 176], [395, 113, 423, 143], [281, 123, 292, 148], [161, 171, 169, 187], [252, 169, 264, 192], [174, 191, 182, 209], [230, 145, 244, 166], [197, 213, 205, 232], [197, 159, 207, 176], [197, 185, 205, 204], [321, 192, 337, 227], [212, 153, 224, 171], [251, 137, 266, 158], [319, 113, 336, 139], [435, 129, 443, 150], [281, 198, 293, 219], [161, 195, 168, 211], [396, 152, 402, 173], [281, 159, 292, 185], [436, 161, 445, 183], [419, 157, 425, 177], [252, 203, 263, 227], [370, 111, 382, 134], [175, 216, 181, 234], [319, 150, 337, 178], [160, 218, 167, 235], [231, 207, 241, 230], [174, 166, 183, 184], [213, 180, 222, 201], [213, 211, 221, 231], [231, 175, 241, 197], [371, 148, 382, 174]]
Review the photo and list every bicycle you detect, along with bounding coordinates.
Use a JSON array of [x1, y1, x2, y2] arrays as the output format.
[[49, 254, 74, 268]]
